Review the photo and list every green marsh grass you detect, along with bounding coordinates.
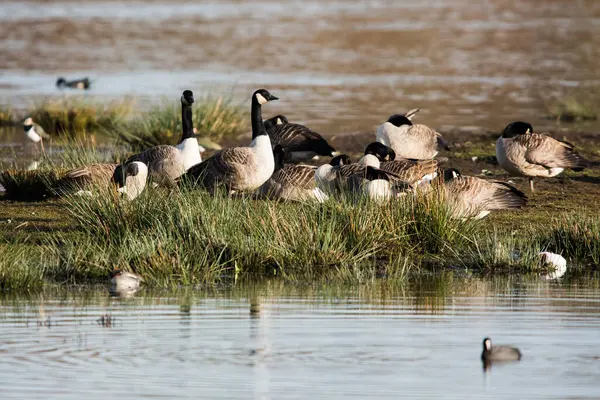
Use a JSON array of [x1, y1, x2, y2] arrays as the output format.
[[107, 95, 244, 151], [543, 213, 600, 266], [547, 96, 598, 122]]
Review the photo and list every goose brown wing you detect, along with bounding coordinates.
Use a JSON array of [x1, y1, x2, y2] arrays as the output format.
[[520, 133, 588, 169], [268, 123, 335, 155], [447, 176, 527, 211], [380, 159, 438, 184], [183, 147, 252, 187], [276, 165, 317, 189], [64, 163, 117, 182]]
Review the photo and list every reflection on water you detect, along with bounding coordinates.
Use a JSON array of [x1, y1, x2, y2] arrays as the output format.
[[0, 276, 599, 399]]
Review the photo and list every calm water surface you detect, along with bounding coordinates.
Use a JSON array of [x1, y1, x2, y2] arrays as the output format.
[[1, 277, 599, 399]]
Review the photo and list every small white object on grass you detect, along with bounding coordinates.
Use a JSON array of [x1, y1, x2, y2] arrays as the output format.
[[540, 252, 567, 280]]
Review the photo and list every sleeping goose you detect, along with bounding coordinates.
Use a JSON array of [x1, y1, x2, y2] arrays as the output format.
[[438, 168, 528, 219], [56, 77, 91, 90], [263, 115, 288, 132], [23, 117, 51, 152], [314, 143, 398, 195], [376, 113, 449, 159], [182, 89, 278, 193], [361, 142, 441, 186], [496, 121, 589, 192], [267, 119, 336, 163], [55, 163, 119, 196], [348, 165, 412, 202], [125, 90, 201, 187], [256, 145, 328, 203], [112, 161, 149, 200]]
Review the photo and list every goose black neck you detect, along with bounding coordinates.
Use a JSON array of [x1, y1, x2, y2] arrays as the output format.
[[181, 102, 194, 142], [251, 97, 267, 140]]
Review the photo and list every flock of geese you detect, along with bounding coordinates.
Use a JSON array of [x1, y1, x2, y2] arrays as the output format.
[[24, 87, 590, 221]]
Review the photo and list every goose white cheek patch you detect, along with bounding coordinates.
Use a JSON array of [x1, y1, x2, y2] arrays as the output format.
[[256, 93, 268, 105]]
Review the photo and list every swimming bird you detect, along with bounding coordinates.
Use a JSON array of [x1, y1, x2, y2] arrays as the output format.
[[263, 115, 288, 131], [361, 142, 441, 186], [125, 90, 201, 187], [376, 112, 449, 159], [481, 337, 522, 362], [256, 145, 328, 202], [439, 168, 528, 219], [182, 89, 278, 193], [23, 117, 50, 152], [540, 251, 567, 280], [109, 269, 143, 296], [266, 118, 336, 162], [112, 161, 149, 200], [496, 121, 589, 192], [55, 163, 119, 196], [56, 77, 91, 90]]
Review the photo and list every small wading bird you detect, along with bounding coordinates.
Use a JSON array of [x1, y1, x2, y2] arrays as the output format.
[[23, 117, 51, 152], [496, 121, 589, 192], [56, 77, 91, 90]]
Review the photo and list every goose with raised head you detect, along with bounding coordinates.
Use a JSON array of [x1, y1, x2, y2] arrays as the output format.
[[496, 121, 589, 192], [361, 142, 441, 186], [256, 145, 328, 203], [267, 118, 336, 163], [112, 161, 149, 200], [125, 90, 201, 187], [183, 89, 278, 193], [439, 168, 528, 219], [263, 115, 288, 132], [23, 117, 51, 152], [376, 112, 449, 160], [481, 337, 522, 362], [56, 77, 91, 90]]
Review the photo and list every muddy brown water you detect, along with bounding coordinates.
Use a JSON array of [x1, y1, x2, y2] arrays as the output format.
[[1, 277, 600, 399]]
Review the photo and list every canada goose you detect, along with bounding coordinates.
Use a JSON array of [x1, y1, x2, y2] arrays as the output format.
[[314, 143, 400, 195], [56, 77, 91, 90], [125, 90, 201, 187], [362, 142, 441, 186], [496, 121, 589, 192], [109, 269, 143, 296], [256, 145, 328, 202], [440, 168, 528, 219], [112, 161, 149, 200], [540, 251, 567, 280], [481, 337, 522, 362], [267, 119, 336, 162], [183, 89, 278, 193], [23, 117, 50, 152], [376, 112, 449, 159], [263, 114, 288, 131], [55, 163, 119, 196], [349, 165, 411, 202]]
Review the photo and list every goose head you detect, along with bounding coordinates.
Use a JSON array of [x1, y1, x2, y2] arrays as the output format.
[[443, 168, 461, 182], [113, 161, 148, 200], [386, 114, 413, 128], [502, 121, 533, 139], [330, 154, 352, 166], [253, 89, 279, 105], [56, 77, 67, 87], [273, 145, 286, 172], [263, 114, 288, 131], [364, 142, 396, 161], [483, 337, 492, 351], [181, 89, 194, 106]]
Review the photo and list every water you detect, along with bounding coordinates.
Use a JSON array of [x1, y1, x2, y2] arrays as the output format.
[[2, 0, 600, 135], [1, 277, 600, 399]]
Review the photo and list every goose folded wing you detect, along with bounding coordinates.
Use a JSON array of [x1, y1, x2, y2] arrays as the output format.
[[277, 165, 318, 189], [523, 134, 587, 169]]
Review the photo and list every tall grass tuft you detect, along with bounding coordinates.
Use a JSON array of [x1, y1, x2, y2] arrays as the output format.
[[543, 213, 600, 266], [0, 169, 63, 201], [108, 95, 244, 151]]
